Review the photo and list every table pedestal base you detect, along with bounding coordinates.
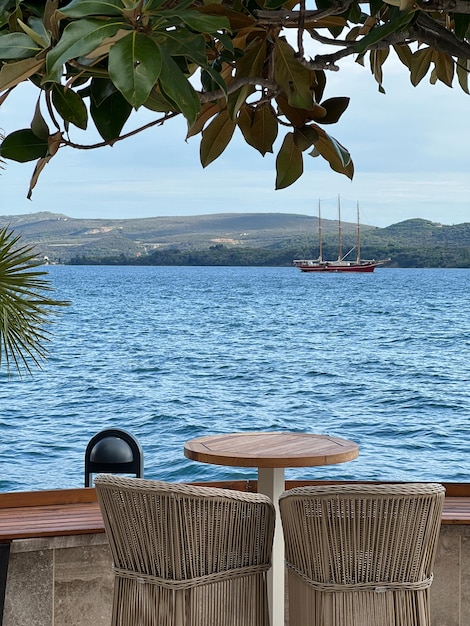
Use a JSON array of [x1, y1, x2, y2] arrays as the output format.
[[258, 467, 285, 626]]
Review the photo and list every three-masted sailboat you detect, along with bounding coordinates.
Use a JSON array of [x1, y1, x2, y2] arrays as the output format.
[[293, 197, 388, 273]]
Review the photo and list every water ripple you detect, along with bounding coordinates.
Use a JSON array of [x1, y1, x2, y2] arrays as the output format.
[[1, 266, 469, 490]]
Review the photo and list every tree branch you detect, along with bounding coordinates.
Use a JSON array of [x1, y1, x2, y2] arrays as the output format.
[[413, 12, 470, 59]]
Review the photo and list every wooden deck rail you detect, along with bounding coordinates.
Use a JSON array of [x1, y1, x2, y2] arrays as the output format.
[[0, 481, 469, 543]]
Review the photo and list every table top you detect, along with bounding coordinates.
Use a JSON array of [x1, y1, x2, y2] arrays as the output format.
[[184, 432, 359, 469]]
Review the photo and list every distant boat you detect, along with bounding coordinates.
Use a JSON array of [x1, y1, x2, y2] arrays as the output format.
[[293, 197, 389, 273]]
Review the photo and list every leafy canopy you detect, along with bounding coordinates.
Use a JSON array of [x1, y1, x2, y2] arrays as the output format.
[[0, 0, 469, 195]]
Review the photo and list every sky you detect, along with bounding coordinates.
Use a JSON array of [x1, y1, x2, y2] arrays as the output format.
[[1, 48, 469, 228]]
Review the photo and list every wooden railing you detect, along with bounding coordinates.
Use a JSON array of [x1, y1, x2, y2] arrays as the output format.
[[0, 480, 469, 543]]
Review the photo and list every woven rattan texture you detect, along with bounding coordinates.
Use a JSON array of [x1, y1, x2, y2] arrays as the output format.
[[280, 483, 445, 626], [95, 474, 275, 626]]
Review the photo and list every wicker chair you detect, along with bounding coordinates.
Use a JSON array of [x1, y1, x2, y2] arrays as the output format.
[[95, 474, 275, 626], [279, 483, 445, 626]]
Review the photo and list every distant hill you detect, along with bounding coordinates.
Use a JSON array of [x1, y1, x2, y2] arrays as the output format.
[[0, 211, 364, 263], [1, 212, 469, 267]]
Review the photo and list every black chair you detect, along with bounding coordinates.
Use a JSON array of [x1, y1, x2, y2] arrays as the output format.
[[84, 428, 144, 487]]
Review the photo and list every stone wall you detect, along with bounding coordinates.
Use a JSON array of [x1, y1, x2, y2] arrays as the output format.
[[3, 524, 469, 626], [3, 534, 113, 626]]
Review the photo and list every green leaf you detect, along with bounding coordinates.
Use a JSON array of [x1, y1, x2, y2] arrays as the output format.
[[433, 51, 454, 88], [108, 32, 162, 108], [454, 13, 470, 41], [353, 9, 415, 55], [238, 104, 278, 156], [0, 33, 40, 59], [410, 47, 433, 86], [52, 84, 88, 129], [228, 38, 267, 119], [0, 57, 44, 91], [200, 109, 236, 167], [90, 78, 132, 141], [58, 0, 124, 18], [319, 97, 350, 124], [31, 100, 49, 141], [293, 125, 319, 151], [201, 66, 228, 98], [274, 39, 313, 110], [157, 30, 207, 67], [311, 126, 353, 179], [45, 18, 124, 83], [17, 17, 50, 48], [157, 46, 200, 127], [143, 86, 178, 113], [275, 132, 303, 190], [457, 57, 470, 95], [263, 0, 286, 9], [0, 129, 48, 163], [171, 9, 230, 33], [393, 43, 412, 69]]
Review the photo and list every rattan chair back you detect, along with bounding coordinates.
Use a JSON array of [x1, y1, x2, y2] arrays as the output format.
[[95, 474, 275, 626], [279, 483, 445, 626]]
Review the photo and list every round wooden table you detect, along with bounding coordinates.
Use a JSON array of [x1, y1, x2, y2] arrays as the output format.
[[184, 432, 359, 626]]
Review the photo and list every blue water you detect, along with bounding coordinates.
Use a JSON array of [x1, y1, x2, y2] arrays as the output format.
[[1, 266, 469, 492]]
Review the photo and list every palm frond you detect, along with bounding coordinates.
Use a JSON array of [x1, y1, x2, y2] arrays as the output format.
[[0, 227, 69, 376]]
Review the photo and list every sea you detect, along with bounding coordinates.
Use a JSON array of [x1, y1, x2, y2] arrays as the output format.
[[1, 265, 469, 492]]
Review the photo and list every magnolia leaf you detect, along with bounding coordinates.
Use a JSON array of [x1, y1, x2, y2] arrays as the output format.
[[264, 0, 286, 9], [169, 9, 230, 33], [293, 125, 319, 151], [276, 93, 309, 127], [31, 100, 49, 140], [17, 18, 50, 48], [276, 93, 328, 127], [228, 38, 267, 120], [52, 84, 88, 129], [144, 86, 178, 113], [0, 57, 44, 92], [0, 33, 40, 59], [353, 10, 415, 55], [319, 97, 350, 124], [237, 104, 278, 156], [197, 4, 256, 31], [187, 102, 219, 138], [393, 43, 412, 69], [454, 13, 470, 41], [274, 39, 313, 110], [312, 70, 326, 104], [200, 110, 236, 167], [27, 132, 62, 199], [109, 32, 162, 108], [58, 0, 124, 18], [158, 46, 200, 127], [0, 129, 48, 163], [457, 57, 470, 95], [275, 132, 303, 190], [311, 126, 353, 179], [45, 18, 124, 83], [201, 66, 228, 99], [83, 28, 129, 60], [410, 47, 433, 86], [370, 48, 389, 87], [433, 51, 454, 88], [158, 30, 207, 67], [90, 78, 132, 141]]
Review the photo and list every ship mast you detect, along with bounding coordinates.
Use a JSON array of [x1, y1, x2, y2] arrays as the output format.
[[337, 194, 342, 262], [356, 201, 361, 264], [318, 199, 323, 262]]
